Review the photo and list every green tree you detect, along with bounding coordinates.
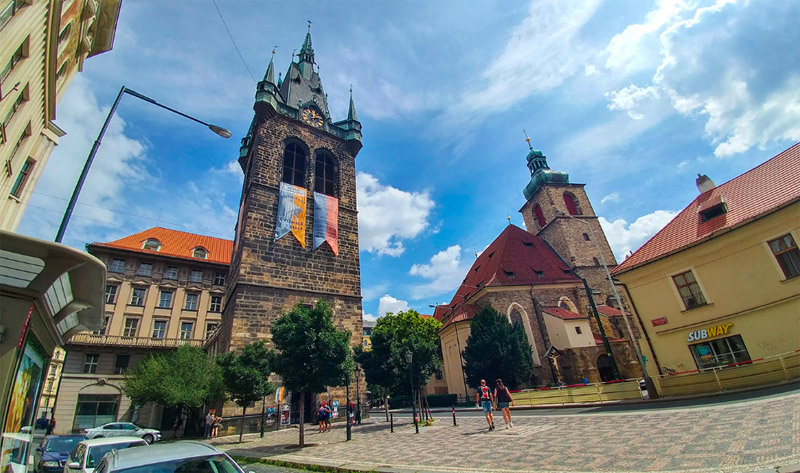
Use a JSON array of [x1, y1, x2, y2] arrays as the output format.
[[216, 341, 275, 443], [368, 310, 442, 417], [462, 306, 535, 390], [354, 344, 393, 421], [124, 345, 223, 437], [270, 300, 353, 447]]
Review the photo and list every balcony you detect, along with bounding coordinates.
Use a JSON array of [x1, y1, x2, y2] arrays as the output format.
[[67, 332, 205, 348]]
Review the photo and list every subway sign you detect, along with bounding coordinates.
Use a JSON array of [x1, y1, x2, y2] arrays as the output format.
[[687, 322, 733, 342]]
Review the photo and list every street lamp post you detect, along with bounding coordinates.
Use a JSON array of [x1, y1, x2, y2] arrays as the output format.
[[354, 367, 362, 425], [54, 85, 231, 243], [345, 372, 351, 441], [405, 351, 419, 434], [555, 210, 650, 385]]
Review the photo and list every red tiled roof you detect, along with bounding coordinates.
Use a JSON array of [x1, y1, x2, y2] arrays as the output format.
[[91, 227, 233, 265], [613, 142, 800, 274], [437, 225, 579, 328], [596, 304, 622, 317], [542, 307, 586, 320], [593, 334, 626, 344]]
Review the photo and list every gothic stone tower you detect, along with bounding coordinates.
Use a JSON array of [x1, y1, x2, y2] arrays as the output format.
[[518, 143, 619, 309], [217, 30, 364, 356]]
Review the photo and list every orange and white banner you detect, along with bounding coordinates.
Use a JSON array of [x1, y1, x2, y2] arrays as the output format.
[[275, 182, 307, 247]]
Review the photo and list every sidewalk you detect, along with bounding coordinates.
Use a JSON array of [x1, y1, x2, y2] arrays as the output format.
[[213, 389, 800, 473]]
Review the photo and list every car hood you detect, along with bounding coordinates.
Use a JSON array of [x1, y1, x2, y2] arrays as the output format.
[[41, 451, 69, 461]]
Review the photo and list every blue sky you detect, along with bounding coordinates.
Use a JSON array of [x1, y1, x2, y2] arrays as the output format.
[[19, 0, 800, 321]]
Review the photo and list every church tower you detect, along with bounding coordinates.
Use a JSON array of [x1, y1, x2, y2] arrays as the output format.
[[217, 28, 364, 355], [518, 139, 619, 306]]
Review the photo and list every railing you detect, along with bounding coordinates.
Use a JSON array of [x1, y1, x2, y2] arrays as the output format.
[[511, 379, 643, 406], [67, 332, 205, 348], [655, 349, 800, 397]]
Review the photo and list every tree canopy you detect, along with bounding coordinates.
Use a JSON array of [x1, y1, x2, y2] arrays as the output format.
[[217, 341, 275, 408], [462, 306, 535, 390], [124, 345, 223, 411]]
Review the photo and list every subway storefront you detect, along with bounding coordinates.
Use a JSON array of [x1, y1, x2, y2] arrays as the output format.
[[686, 323, 751, 370], [0, 232, 104, 472]]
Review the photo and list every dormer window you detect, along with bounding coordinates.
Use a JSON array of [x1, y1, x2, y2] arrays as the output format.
[[192, 247, 208, 259], [142, 239, 161, 251], [503, 270, 515, 279], [698, 194, 727, 222]]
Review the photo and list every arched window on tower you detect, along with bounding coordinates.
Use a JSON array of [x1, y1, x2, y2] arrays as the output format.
[[509, 309, 523, 328], [593, 257, 600, 266], [282, 142, 306, 186], [534, 205, 546, 227], [563, 192, 581, 215], [314, 152, 337, 196]]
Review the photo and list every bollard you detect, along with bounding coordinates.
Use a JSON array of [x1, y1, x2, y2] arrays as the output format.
[[452, 406, 457, 426], [390, 413, 394, 433], [413, 411, 419, 434]]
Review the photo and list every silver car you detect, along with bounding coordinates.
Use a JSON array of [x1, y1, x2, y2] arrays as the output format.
[[82, 423, 161, 444], [92, 441, 248, 473]]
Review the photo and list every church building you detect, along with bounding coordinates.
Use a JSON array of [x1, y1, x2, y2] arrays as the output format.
[[435, 141, 641, 397], [209, 28, 364, 421]]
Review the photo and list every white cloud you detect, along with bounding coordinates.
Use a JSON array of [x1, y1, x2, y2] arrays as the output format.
[[599, 210, 678, 260], [605, 84, 660, 119], [356, 172, 435, 256], [363, 313, 377, 323], [676, 160, 689, 170], [600, 192, 620, 205], [378, 295, 410, 317], [408, 245, 472, 299], [584, 64, 598, 76]]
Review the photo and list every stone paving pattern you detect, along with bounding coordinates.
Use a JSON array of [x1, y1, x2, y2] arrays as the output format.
[[216, 391, 800, 473]]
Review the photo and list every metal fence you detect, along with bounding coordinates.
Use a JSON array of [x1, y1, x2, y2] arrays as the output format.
[[655, 349, 800, 397], [511, 379, 644, 406]]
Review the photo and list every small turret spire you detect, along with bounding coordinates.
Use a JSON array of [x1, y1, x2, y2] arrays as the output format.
[[347, 85, 359, 122], [263, 47, 277, 83], [299, 21, 315, 64], [523, 129, 533, 150]]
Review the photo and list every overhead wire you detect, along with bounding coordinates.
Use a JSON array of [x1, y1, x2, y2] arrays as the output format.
[[211, 0, 257, 83]]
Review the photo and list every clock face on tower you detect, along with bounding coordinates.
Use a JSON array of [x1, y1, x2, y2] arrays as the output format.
[[301, 107, 324, 128]]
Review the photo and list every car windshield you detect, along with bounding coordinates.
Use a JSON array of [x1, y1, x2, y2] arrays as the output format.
[[87, 442, 146, 467], [45, 436, 84, 453], [118, 455, 241, 473]]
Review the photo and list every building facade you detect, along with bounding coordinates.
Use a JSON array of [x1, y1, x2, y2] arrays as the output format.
[[1, 0, 121, 230], [613, 143, 800, 390], [212, 29, 364, 421], [52, 227, 231, 434]]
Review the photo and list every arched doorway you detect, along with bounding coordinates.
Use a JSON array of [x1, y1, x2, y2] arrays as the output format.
[[596, 355, 615, 382]]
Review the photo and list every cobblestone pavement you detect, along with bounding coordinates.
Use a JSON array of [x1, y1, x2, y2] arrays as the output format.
[[217, 390, 800, 473]]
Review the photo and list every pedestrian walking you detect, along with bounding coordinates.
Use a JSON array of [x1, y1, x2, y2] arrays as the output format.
[[203, 410, 214, 439], [494, 378, 514, 429], [211, 414, 222, 439], [317, 402, 327, 433], [475, 379, 495, 430], [324, 402, 332, 432]]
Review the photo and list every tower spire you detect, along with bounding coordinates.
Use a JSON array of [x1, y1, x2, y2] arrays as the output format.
[[347, 85, 359, 122], [299, 21, 314, 64]]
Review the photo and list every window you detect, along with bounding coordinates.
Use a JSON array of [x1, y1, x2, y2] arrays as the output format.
[[534, 204, 546, 227], [503, 270, 515, 279], [768, 234, 800, 279], [575, 326, 582, 334], [282, 142, 306, 186], [142, 239, 161, 251], [122, 318, 139, 337], [1, 86, 28, 145], [192, 247, 207, 259], [130, 287, 146, 306], [137, 262, 152, 276], [535, 270, 544, 277], [205, 323, 218, 340], [209, 295, 222, 312], [0, 40, 25, 83], [563, 192, 581, 215], [73, 394, 119, 431], [94, 316, 110, 335], [58, 22, 72, 43], [672, 270, 707, 310], [184, 293, 198, 310], [214, 272, 225, 286], [56, 59, 70, 79], [109, 259, 125, 273], [583, 233, 590, 241], [509, 309, 523, 328], [158, 291, 173, 308], [189, 269, 203, 283], [164, 266, 178, 280], [593, 257, 600, 266], [314, 152, 337, 196], [9, 158, 33, 197], [83, 354, 99, 374], [1, 0, 29, 31], [104, 285, 117, 304], [152, 320, 167, 339], [689, 334, 750, 370], [113, 355, 129, 375], [180, 322, 194, 339]]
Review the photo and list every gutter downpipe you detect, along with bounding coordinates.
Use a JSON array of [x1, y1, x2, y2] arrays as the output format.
[[543, 241, 622, 380], [616, 280, 663, 396]]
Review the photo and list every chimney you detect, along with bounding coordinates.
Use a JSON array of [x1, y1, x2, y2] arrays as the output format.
[[696, 174, 715, 194]]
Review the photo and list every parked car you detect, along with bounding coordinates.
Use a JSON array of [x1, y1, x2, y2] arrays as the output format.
[[82, 423, 161, 444], [64, 437, 148, 473], [93, 441, 248, 473], [34, 435, 86, 473]]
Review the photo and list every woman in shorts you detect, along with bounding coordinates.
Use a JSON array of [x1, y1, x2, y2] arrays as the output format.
[[494, 378, 514, 428]]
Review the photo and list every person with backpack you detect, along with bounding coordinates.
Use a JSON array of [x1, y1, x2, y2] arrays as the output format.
[[494, 378, 514, 429], [475, 379, 495, 431], [317, 402, 328, 433]]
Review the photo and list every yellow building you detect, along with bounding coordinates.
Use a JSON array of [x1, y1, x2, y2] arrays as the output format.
[[613, 143, 800, 394], [0, 0, 122, 230]]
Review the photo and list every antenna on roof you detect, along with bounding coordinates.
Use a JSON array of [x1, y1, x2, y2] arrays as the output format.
[[506, 212, 511, 225]]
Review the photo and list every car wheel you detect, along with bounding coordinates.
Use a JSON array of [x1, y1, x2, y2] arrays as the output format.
[[143, 434, 154, 444]]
